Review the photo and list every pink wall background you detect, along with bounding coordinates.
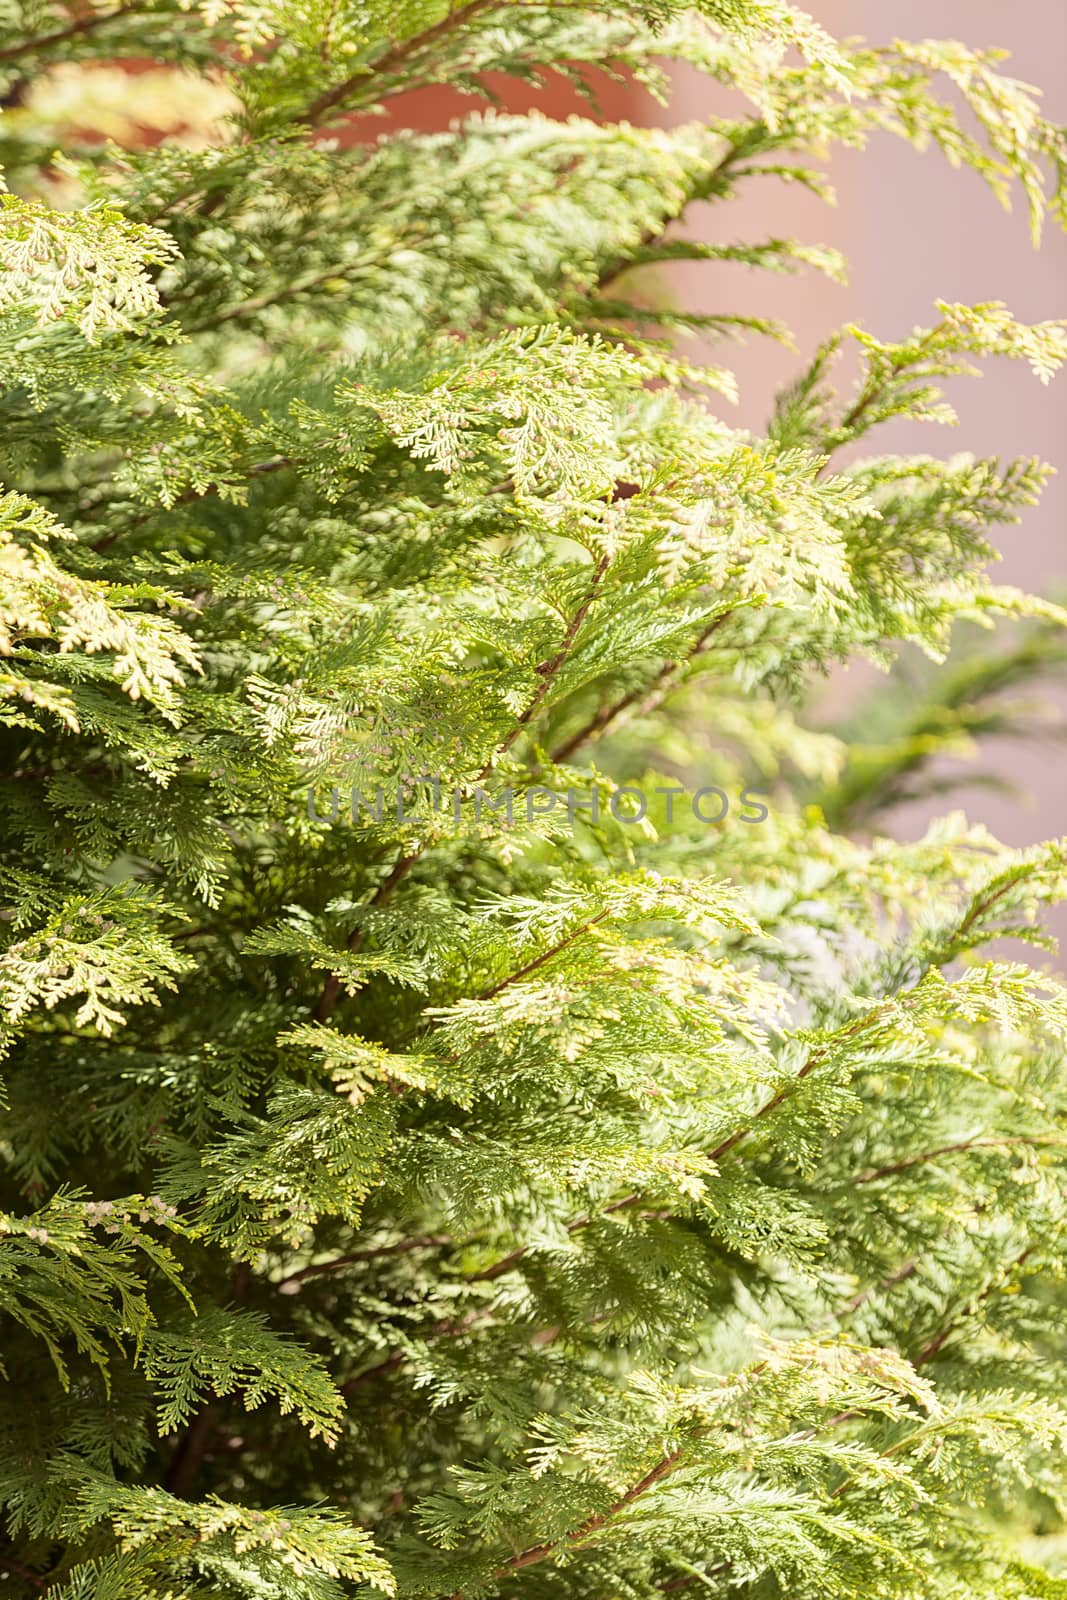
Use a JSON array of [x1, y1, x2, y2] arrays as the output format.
[[664, 3, 1067, 871]]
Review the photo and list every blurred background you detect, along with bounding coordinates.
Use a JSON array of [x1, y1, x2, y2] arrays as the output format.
[[664, 1, 1067, 869]]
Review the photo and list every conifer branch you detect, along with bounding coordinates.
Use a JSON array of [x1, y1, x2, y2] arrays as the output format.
[[338, 1198, 939, 1395], [442, 1446, 688, 1596], [470, 1005, 894, 1286], [9, 4, 1067, 1589], [548, 679, 647, 766], [476, 1334, 951, 1597], [312, 847, 423, 1021], [276, 1235, 451, 1292], [707, 1008, 891, 1164], [913, 1245, 1034, 1368], [477, 910, 610, 999], [302, 0, 498, 126], [293, 920, 613, 1303], [497, 552, 610, 761], [944, 871, 1032, 954], [340, 1309, 484, 1394], [89, 458, 292, 550], [393, 1189, 1041, 1395], [841, 1259, 919, 1316], [311, 553, 610, 1022], [855, 1136, 1064, 1185], [0, 2, 143, 63], [819, 1250, 1040, 1511], [465, 1187, 644, 1283], [592, 139, 748, 294], [163, 1263, 250, 1500], [178, 256, 392, 334], [549, 610, 733, 765]]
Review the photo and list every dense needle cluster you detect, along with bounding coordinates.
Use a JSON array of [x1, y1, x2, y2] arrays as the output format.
[[3, 3, 1067, 1596]]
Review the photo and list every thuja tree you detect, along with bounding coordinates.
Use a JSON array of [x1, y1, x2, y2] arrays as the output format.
[[6, 3, 1067, 1596]]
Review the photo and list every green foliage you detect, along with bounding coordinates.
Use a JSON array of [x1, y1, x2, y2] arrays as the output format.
[[2, 2, 1067, 1597], [810, 612, 1067, 832]]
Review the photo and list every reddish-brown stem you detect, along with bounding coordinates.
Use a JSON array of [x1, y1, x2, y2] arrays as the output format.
[[841, 1258, 919, 1317], [90, 457, 291, 552], [856, 1135, 1061, 1186], [311, 846, 422, 1022], [0, 1, 142, 63], [302, 0, 496, 126], [341, 1309, 483, 1394], [340, 1349, 406, 1393], [311, 553, 610, 1023], [495, 554, 609, 762], [549, 610, 732, 766], [913, 1246, 1034, 1368], [441, 1446, 688, 1597], [708, 1007, 889, 1164], [164, 1402, 220, 1498], [276, 1234, 451, 1292], [478, 910, 609, 1000]]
